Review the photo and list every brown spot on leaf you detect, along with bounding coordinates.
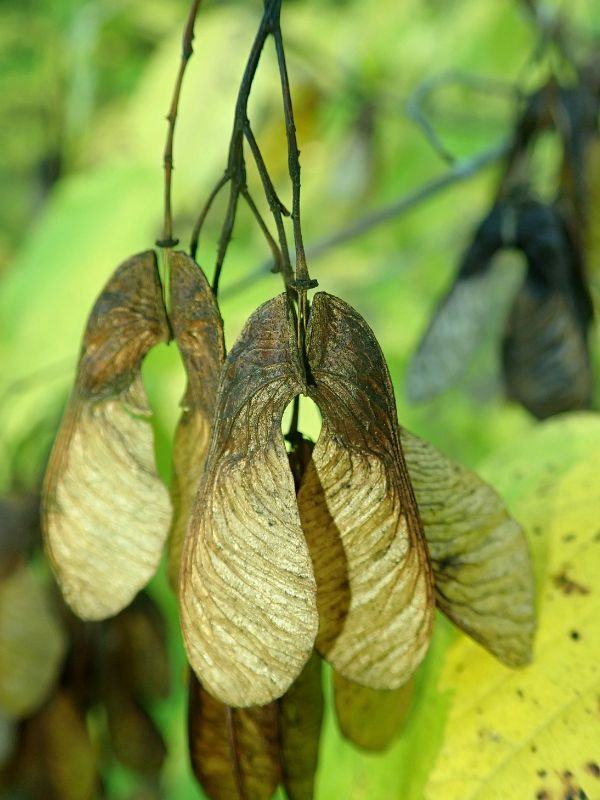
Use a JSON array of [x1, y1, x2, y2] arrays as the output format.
[[478, 727, 502, 742], [585, 762, 600, 778], [536, 790, 551, 800], [553, 569, 590, 596], [558, 769, 589, 800], [570, 630, 581, 641]]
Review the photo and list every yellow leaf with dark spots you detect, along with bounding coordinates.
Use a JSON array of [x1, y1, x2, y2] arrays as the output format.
[[425, 417, 600, 799]]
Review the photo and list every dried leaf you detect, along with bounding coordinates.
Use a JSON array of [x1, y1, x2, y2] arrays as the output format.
[[105, 683, 166, 776], [333, 671, 413, 752], [180, 295, 318, 707], [279, 652, 323, 800], [406, 205, 513, 403], [111, 593, 169, 700], [42, 251, 171, 620], [502, 278, 592, 418], [0, 563, 66, 718], [167, 251, 224, 588], [407, 197, 595, 416], [0, 494, 39, 577], [37, 690, 99, 800], [496, 201, 594, 419], [298, 292, 434, 690], [0, 711, 15, 770], [188, 673, 281, 800], [401, 429, 535, 666]]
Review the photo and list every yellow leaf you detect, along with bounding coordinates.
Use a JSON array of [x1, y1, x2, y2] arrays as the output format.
[[425, 417, 600, 799]]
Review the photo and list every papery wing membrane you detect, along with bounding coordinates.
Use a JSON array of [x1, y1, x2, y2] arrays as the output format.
[[298, 292, 434, 690], [502, 278, 592, 418], [42, 251, 171, 620], [407, 205, 511, 402], [332, 671, 414, 752], [279, 652, 323, 800], [401, 429, 536, 666], [167, 251, 225, 587], [188, 674, 281, 800], [180, 294, 318, 707]]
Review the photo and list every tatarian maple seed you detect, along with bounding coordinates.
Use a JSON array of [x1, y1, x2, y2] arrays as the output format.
[[279, 652, 324, 800], [167, 251, 225, 588], [401, 429, 536, 666], [188, 673, 281, 800], [0, 562, 67, 718], [42, 251, 172, 620], [298, 292, 435, 690], [179, 294, 318, 707], [333, 671, 414, 752]]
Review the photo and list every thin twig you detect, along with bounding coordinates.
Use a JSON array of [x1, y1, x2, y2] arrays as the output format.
[[272, 17, 313, 287], [158, 0, 203, 248], [244, 122, 295, 287], [220, 141, 509, 300], [407, 71, 520, 166], [241, 188, 283, 274], [243, 124, 289, 218], [189, 172, 229, 259], [284, 395, 301, 446], [270, 1, 317, 369], [309, 142, 509, 256], [205, 0, 279, 297]]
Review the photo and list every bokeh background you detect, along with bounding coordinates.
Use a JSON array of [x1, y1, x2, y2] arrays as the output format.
[[2, 1, 600, 798]]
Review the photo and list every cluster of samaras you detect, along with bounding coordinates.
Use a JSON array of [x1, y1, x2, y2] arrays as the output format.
[[42, 250, 536, 798]]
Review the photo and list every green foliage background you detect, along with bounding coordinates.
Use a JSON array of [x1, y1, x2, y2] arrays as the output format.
[[1, 1, 600, 798]]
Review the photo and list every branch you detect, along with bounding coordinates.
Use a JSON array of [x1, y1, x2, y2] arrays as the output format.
[[240, 188, 283, 276], [244, 122, 295, 288], [220, 141, 509, 300], [157, 0, 203, 248], [189, 172, 229, 260], [271, 16, 315, 290], [407, 72, 520, 166], [190, 0, 279, 297]]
